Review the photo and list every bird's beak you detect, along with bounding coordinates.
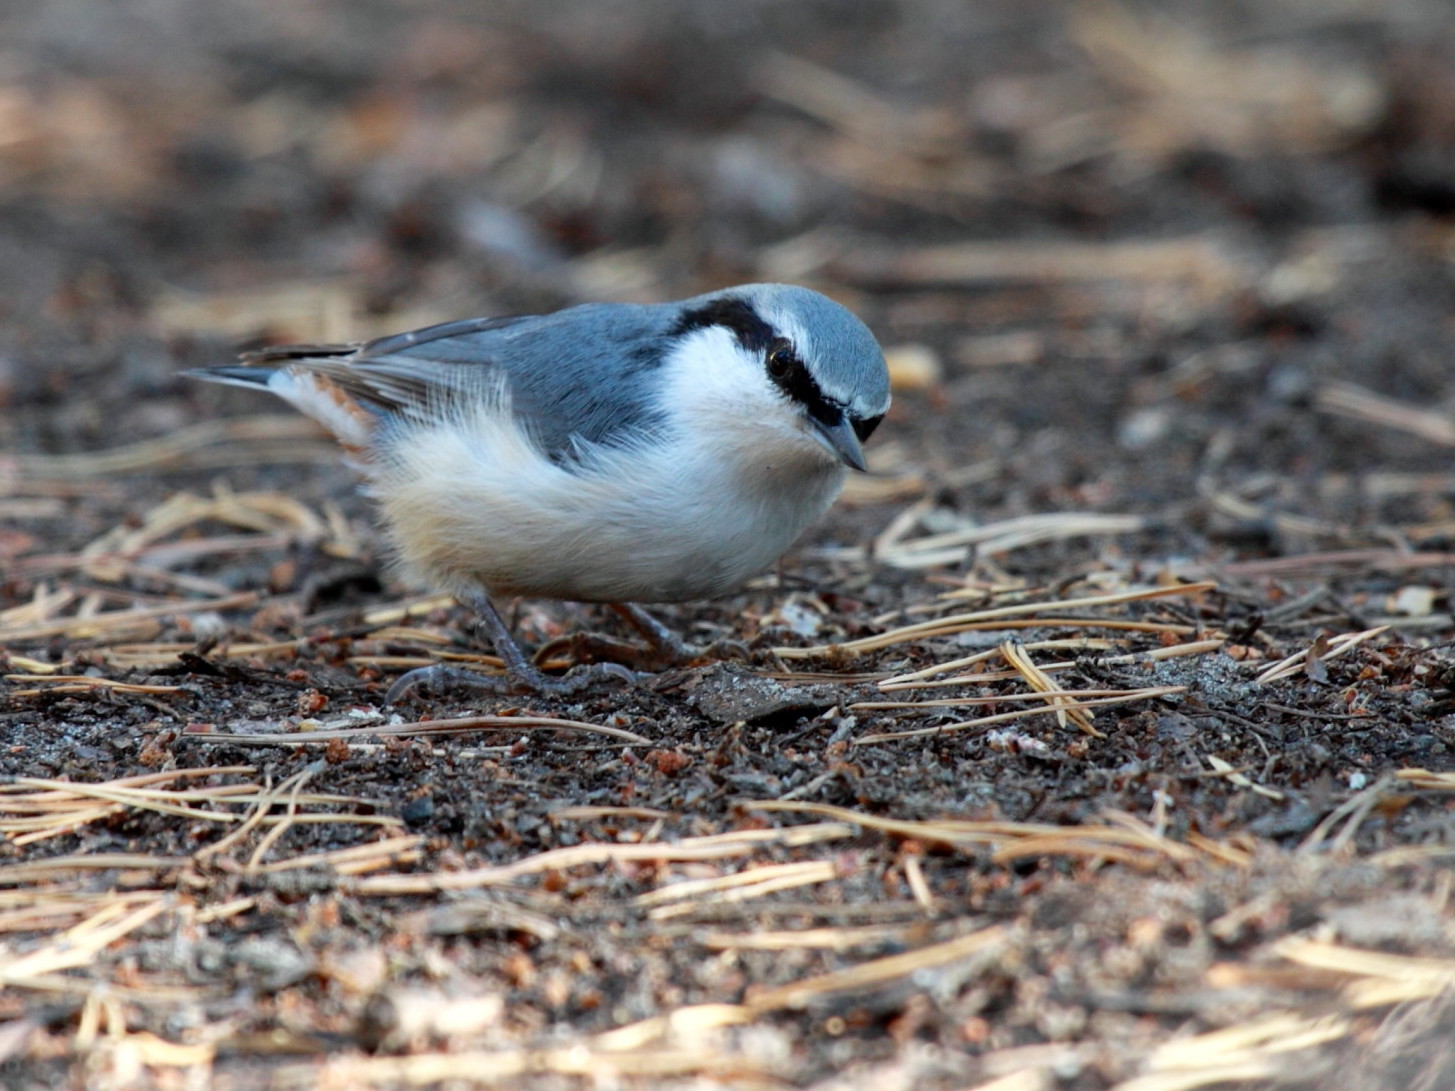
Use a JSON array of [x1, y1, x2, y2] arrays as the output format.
[[811, 414, 869, 472]]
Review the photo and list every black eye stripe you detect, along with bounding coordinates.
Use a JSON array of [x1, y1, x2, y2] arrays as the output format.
[[673, 298, 774, 353], [765, 342, 842, 427], [675, 295, 878, 436]]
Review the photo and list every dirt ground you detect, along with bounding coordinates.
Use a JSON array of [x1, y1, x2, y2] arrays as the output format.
[[4, 1, 1455, 1088]]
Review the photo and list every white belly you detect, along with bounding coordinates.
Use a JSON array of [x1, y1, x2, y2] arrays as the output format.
[[368, 407, 846, 603]]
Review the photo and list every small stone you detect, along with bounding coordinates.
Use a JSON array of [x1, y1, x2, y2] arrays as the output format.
[[1388, 585, 1436, 616], [401, 796, 435, 826], [884, 343, 943, 391]]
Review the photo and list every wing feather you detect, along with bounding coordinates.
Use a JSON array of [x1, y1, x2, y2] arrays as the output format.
[[192, 304, 676, 463]]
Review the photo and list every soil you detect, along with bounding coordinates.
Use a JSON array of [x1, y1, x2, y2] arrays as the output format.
[[3, 2, 1455, 1089]]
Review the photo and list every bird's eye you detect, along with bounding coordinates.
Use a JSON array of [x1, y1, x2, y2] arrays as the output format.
[[852, 414, 883, 442], [766, 342, 795, 379]]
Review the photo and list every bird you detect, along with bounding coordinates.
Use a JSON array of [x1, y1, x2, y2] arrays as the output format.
[[188, 282, 891, 702]]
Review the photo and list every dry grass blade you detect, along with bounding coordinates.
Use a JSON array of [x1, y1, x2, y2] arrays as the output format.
[[638, 860, 839, 920], [878, 637, 1122, 688], [0, 890, 164, 935], [194, 762, 329, 863], [679, 821, 859, 850], [870, 512, 1150, 570], [748, 801, 1203, 868], [780, 616, 1195, 660], [1315, 380, 1455, 446], [91, 1034, 215, 1068], [17, 536, 310, 585], [698, 923, 918, 951], [3, 674, 184, 698], [860, 685, 1192, 711], [0, 898, 170, 983], [248, 834, 425, 877], [351, 824, 854, 897], [3, 654, 62, 675], [0, 855, 191, 886], [589, 1003, 759, 1051], [99, 609, 478, 672], [188, 712, 651, 747], [1185, 832, 1254, 868], [1215, 548, 1455, 579], [5, 775, 388, 820], [943, 580, 1214, 608], [360, 594, 458, 625], [775, 581, 1213, 660], [550, 805, 672, 822], [193, 897, 257, 925], [852, 686, 1186, 744], [879, 637, 1224, 690], [2, 974, 203, 1004], [1204, 489, 1346, 542], [746, 924, 1006, 1012], [575, 929, 1006, 1059], [0, 766, 249, 844], [1203, 755, 1285, 802], [1274, 937, 1455, 1008], [286, 1045, 750, 1087], [11, 415, 330, 478], [999, 641, 1101, 735], [1077, 2, 1382, 146], [746, 801, 1058, 845], [1393, 768, 1455, 791], [903, 853, 936, 913], [967, 1072, 1057, 1091], [100, 640, 302, 670], [0, 766, 400, 848], [1110, 1013, 1350, 1091], [245, 761, 323, 869], [1255, 625, 1390, 684], [0, 584, 76, 629], [76, 487, 356, 584], [0, 590, 260, 642]]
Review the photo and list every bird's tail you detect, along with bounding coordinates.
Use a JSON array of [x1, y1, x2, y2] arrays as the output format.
[[182, 365, 278, 390], [186, 361, 376, 451]]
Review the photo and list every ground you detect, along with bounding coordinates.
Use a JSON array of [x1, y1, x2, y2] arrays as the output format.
[[3, 1, 1455, 1088]]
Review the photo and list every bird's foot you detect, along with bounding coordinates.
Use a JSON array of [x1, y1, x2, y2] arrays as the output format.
[[613, 602, 752, 668], [385, 660, 635, 705], [534, 604, 750, 672], [648, 634, 753, 668]]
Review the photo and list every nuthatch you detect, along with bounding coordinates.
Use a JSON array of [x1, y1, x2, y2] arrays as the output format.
[[191, 283, 890, 700]]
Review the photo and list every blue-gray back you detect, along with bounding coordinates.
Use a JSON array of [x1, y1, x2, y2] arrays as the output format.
[[315, 302, 681, 460]]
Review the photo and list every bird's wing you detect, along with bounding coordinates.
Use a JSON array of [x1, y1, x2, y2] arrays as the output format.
[[227, 315, 528, 414], [193, 307, 673, 462]]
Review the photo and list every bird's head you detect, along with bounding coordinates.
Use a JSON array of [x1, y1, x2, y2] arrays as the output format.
[[666, 283, 890, 472]]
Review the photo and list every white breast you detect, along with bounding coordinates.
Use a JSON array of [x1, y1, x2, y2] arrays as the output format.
[[366, 384, 846, 603]]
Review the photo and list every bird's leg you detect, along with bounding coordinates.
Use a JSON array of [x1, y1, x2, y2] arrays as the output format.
[[613, 603, 753, 666], [385, 593, 633, 704], [609, 604, 706, 664]]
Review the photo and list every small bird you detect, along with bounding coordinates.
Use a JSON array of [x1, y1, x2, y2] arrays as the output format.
[[190, 283, 890, 701]]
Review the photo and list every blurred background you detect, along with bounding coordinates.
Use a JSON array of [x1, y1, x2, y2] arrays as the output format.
[[4, 0, 1455, 560]]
